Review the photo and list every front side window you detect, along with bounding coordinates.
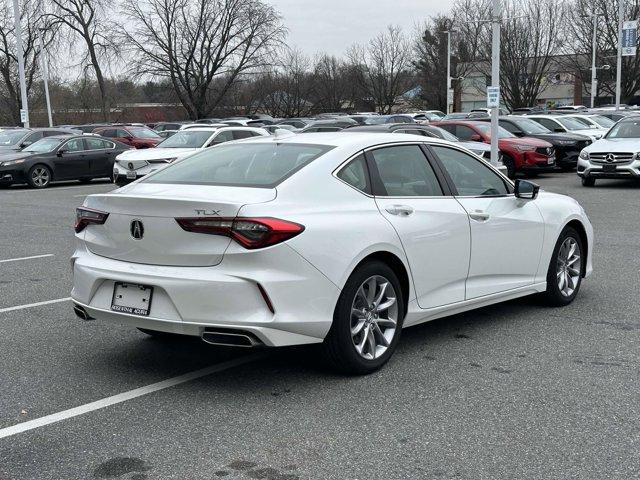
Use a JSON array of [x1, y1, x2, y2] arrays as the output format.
[[128, 127, 161, 139], [432, 146, 509, 197], [145, 143, 333, 188], [62, 138, 85, 152], [455, 125, 478, 141], [86, 138, 112, 150], [211, 130, 234, 144], [232, 130, 257, 140], [337, 154, 369, 193], [369, 145, 443, 197]]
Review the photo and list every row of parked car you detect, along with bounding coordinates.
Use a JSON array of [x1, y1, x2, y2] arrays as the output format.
[[1, 107, 638, 188]]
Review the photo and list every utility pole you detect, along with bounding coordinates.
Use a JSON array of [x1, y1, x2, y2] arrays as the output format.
[[615, 0, 623, 110], [490, 0, 501, 167], [590, 13, 598, 109], [12, 0, 30, 127], [446, 30, 452, 114], [39, 30, 53, 127]]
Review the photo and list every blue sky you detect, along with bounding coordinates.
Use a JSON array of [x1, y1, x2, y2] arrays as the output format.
[[264, 0, 456, 57]]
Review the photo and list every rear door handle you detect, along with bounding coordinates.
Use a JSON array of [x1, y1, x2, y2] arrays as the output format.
[[385, 205, 414, 216], [469, 210, 490, 222]]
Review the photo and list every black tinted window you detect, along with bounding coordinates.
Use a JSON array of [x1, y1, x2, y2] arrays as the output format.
[[232, 130, 255, 140], [337, 154, 369, 193], [432, 146, 508, 196], [146, 143, 333, 187], [370, 145, 443, 197]]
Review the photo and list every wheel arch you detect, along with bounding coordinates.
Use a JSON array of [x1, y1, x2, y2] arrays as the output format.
[[565, 219, 589, 278], [350, 251, 411, 315], [28, 162, 55, 181]]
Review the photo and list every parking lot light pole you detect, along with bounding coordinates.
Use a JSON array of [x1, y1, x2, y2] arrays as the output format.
[[39, 30, 53, 127], [615, 0, 623, 111], [12, 0, 29, 128], [590, 13, 598, 109], [446, 30, 452, 114], [490, 0, 501, 167]]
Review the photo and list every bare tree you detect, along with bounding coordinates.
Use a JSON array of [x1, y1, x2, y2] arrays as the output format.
[[0, 0, 53, 124], [311, 54, 350, 112], [121, 0, 285, 120], [45, 0, 119, 121], [347, 26, 413, 114], [564, 0, 640, 105], [252, 48, 313, 117]]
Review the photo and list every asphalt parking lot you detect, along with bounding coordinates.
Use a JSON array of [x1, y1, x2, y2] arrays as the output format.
[[0, 174, 639, 480]]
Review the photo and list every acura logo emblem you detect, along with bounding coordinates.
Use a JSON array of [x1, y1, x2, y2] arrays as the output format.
[[605, 153, 616, 163], [130, 220, 144, 240]]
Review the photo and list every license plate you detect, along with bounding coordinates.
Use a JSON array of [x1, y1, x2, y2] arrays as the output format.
[[111, 282, 153, 316], [603, 164, 616, 172], [126, 171, 137, 179], [547, 156, 555, 165]]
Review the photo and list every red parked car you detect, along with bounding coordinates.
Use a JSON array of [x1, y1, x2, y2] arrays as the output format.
[[92, 125, 162, 149], [433, 120, 555, 178]]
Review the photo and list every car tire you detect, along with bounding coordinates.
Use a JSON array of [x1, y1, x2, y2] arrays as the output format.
[[541, 226, 584, 306], [27, 164, 52, 188], [581, 176, 595, 187], [502, 155, 516, 179], [114, 178, 129, 187], [321, 260, 405, 375]]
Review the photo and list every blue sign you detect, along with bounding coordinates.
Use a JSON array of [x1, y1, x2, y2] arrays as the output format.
[[622, 20, 638, 56]]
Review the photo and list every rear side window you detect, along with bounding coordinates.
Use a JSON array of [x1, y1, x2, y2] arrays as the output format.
[[369, 145, 443, 197], [337, 154, 370, 194], [145, 143, 334, 188], [100, 129, 116, 137], [232, 130, 256, 140]]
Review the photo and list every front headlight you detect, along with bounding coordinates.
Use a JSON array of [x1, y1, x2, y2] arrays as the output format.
[[579, 150, 589, 160], [0, 159, 25, 167], [635, 152, 640, 160]]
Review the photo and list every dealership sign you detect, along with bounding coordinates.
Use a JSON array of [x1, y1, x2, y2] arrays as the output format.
[[622, 20, 638, 56]]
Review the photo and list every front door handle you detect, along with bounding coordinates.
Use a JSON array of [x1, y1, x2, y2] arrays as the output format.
[[469, 210, 490, 222], [385, 205, 414, 216]]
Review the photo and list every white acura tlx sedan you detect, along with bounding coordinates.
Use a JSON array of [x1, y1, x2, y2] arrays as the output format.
[[71, 132, 593, 374]]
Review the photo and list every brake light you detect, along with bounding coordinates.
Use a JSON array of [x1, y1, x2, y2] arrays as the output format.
[[175, 217, 304, 249], [75, 207, 109, 233]]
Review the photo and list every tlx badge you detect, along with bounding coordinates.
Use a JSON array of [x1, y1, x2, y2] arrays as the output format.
[[194, 209, 221, 216]]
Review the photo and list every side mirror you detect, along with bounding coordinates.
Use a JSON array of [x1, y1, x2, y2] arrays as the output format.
[[513, 130, 525, 137], [514, 179, 539, 200], [57, 149, 66, 157], [554, 128, 565, 133], [470, 134, 482, 142]]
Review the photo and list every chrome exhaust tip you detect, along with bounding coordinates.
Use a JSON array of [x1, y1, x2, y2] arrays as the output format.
[[73, 304, 94, 321], [201, 329, 262, 348]]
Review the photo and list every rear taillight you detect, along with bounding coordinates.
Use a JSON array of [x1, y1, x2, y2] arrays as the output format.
[[175, 217, 304, 249], [75, 207, 109, 233]]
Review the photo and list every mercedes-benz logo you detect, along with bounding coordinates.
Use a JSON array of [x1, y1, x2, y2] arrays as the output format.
[[130, 220, 144, 240], [605, 153, 616, 163]]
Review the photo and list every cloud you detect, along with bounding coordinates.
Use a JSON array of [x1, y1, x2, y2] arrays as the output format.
[[264, 0, 454, 56]]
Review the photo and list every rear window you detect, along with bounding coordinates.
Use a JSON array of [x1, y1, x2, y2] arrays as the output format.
[[145, 142, 334, 188]]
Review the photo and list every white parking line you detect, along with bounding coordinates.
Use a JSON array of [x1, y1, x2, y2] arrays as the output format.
[[0, 297, 71, 314], [0, 353, 265, 440], [0, 254, 54, 264]]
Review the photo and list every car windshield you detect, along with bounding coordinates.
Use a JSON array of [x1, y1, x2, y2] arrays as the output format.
[[511, 118, 551, 134], [473, 124, 515, 139], [589, 115, 615, 128], [428, 127, 459, 142], [605, 120, 640, 139], [0, 130, 28, 146], [145, 143, 334, 188], [556, 117, 592, 131], [157, 130, 213, 148], [363, 116, 389, 125], [128, 127, 161, 139], [23, 138, 64, 153]]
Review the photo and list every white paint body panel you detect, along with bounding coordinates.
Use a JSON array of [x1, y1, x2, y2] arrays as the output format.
[[71, 132, 594, 347]]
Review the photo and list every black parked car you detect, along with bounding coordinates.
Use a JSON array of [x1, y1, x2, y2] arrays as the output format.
[[0, 135, 130, 188], [476, 116, 591, 170], [0, 127, 81, 154]]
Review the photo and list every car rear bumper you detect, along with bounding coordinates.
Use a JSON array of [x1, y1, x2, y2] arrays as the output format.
[[70, 242, 340, 347]]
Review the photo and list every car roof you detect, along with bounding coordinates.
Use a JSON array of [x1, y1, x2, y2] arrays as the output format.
[[239, 131, 456, 151]]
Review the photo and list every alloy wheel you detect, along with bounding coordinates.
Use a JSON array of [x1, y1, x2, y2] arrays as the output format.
[[556, 237, 581, 297], [350, 275, 398, 360], [31, 167, 50, 187]]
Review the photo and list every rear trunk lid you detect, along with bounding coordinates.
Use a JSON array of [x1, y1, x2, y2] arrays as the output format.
[[82, 183, 276, 266]]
